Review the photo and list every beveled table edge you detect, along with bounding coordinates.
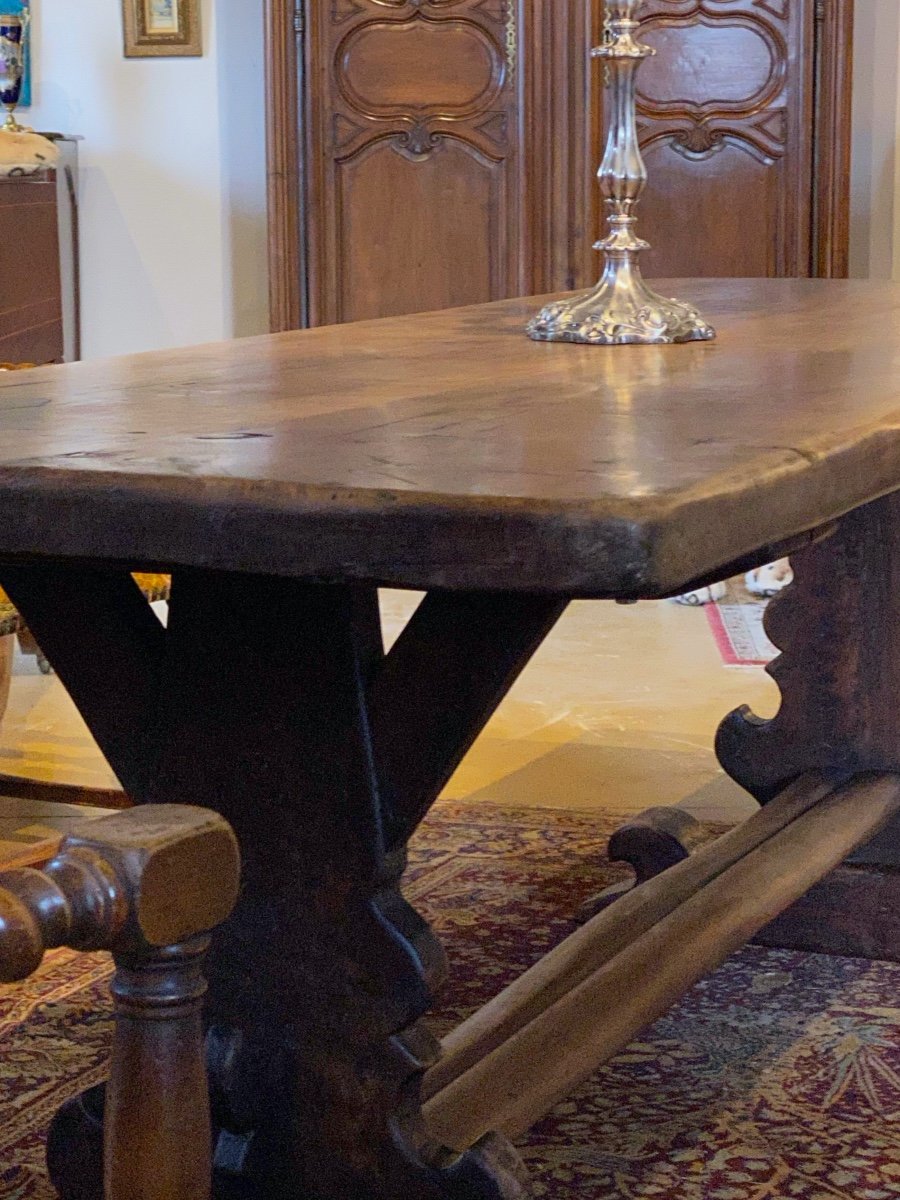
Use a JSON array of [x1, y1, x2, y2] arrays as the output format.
[[0, 451, 894, 599]]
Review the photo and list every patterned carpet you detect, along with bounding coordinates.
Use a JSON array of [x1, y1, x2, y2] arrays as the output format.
[[706, 578, 778, 667], [4, 801, 900, 1198]]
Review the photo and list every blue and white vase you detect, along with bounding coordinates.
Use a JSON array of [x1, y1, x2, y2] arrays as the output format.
[[0, 13, 28, 132]]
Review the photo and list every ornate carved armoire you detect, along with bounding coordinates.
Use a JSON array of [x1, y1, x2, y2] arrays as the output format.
[[266, 0, 853, 330]]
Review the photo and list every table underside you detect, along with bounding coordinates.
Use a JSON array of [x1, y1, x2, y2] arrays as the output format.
[[4, 489, 900, 1199]]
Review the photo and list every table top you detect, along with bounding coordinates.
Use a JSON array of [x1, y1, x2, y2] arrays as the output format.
[[0, 278, 899, 597]]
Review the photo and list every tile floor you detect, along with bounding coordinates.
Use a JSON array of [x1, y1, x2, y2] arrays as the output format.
[[0, 593, 776, 865]]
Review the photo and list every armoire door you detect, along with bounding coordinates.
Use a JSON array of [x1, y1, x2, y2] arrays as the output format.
[[291, 1, 598, 327], [304, 0, 522, 326], [265, 1, 852, 331], [635, 0, 852, 280]]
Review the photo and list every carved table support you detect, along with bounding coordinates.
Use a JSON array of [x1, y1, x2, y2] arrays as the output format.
[[592, 494, 900, 960], [0, 564, 563, 1200], [717, 492, 900, 799], [713, 493, 900, 958]]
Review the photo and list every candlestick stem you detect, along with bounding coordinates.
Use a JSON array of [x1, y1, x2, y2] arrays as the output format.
[[527, 0, 714, 346]]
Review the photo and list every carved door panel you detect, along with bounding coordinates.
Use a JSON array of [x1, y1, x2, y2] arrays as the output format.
[[633, 0, 819, 278], [304, 0, 524, 326]]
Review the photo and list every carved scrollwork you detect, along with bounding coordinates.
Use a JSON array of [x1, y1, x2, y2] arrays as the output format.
[[314, 0, 521, 323], [717, 498, 900, 804], [657, 113, 784, 163], [672, 125, 725, 156], [640, 0, 788, 16], [637, 0, 790, 167], [367, 0, 471, 7], [642, 125, 778, 166], [328, 2, 510, 166], [333, 0, 490, 24], [396, 120, 441, 157]]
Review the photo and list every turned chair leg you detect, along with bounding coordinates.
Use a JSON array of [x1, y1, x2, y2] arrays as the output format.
[[0, 805, 241, 1200]]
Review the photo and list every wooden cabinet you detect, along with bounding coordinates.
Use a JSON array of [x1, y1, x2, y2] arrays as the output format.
[[0, 138, 81, 364], [0, 175, 63, 364], [266, 0, 852, 330]]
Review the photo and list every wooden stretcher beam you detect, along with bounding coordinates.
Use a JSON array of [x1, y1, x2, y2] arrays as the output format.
[[424, 772, 900, 1153], [423, 772, 835, 1101]]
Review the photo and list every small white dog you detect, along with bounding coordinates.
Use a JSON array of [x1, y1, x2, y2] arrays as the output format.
[[675, 558, 793, 606]]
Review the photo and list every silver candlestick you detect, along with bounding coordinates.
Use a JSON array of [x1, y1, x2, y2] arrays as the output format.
[[527, 0, 714, 346]]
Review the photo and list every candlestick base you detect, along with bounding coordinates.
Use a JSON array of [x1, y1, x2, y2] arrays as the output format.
[[527, 271, 715, 347]]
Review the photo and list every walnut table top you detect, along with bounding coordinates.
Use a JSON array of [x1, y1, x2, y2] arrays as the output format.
[[0, 278, 896, 597]]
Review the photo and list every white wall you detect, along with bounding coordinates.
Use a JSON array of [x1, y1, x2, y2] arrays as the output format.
[[216, 0, 270, 340], [849, 0, 900, 278], [25, 0, 268, 360]]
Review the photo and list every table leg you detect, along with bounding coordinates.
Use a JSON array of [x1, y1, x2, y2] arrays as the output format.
[[716, 492, 900, 958], [1, 565, 563, 1200]]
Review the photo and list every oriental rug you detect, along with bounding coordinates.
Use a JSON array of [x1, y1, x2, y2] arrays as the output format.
[[3, 802, 900, 1199], [705, 579, 778, 668]]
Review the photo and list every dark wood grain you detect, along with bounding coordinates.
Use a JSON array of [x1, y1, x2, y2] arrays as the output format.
[[812, 0, 854, 278], [0, 566, 165, 798], [303, 0, 526, 325], [576, 805, 708, 921], [0, 573, 554, 1195], [298, 0, 602, 325], [4, 275, 900, 1196], [423, 774, 900, 1152], [753, 864, 900, 963], [587, 796, 900, 966], [527, 0, 599, 296], [1, 280, 900, 594], [714, 492, 900, 961], [371, 591, 566, 847], [0, 774, 128, 810]]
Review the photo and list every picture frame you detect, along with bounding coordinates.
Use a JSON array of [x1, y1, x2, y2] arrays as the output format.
[[122, 0, 202, 58]]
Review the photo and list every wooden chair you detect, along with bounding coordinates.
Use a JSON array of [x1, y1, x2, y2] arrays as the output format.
[[0, 805, 240, 1200]]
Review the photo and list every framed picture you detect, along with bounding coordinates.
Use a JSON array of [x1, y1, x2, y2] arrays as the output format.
[[122, 0, 202, 58]]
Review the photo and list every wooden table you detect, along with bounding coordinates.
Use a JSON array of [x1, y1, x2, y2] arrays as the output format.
[[3, 278, 900, 1198]]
